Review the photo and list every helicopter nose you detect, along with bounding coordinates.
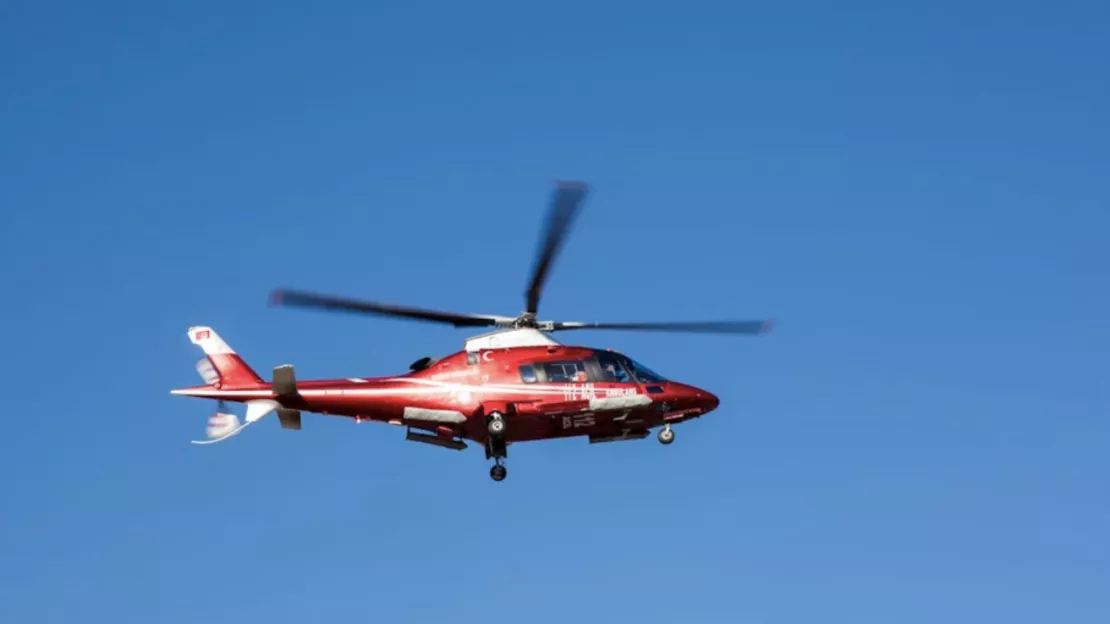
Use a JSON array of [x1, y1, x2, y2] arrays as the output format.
[[670, 383, 719, 415], [702, 390, 720, 413], [697, 388, 720, 414]]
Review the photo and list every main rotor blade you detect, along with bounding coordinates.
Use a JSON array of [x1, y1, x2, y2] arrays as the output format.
[[525, 181, 589, 315], [547, 319, 774, 335], [270, 288, 511, 328]]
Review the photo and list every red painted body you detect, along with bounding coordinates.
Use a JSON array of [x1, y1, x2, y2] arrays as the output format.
[[173, 344, 718, 445], [173, 182, 770, 481]]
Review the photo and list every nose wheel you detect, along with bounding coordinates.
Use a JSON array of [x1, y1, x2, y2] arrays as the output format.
[[490, 461, 507, 481], [658, 425, 675, 445]]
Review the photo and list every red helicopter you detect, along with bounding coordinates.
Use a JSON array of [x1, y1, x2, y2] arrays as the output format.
[[171, 181, 773, 481]]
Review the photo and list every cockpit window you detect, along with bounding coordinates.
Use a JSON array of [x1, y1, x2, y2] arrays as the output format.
[[607, 353, 666, 383], [625, 358, 666, 383], [595, 352, 633, 383]]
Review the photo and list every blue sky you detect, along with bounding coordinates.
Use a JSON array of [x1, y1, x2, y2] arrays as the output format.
[[2, 1, 1108, 621]]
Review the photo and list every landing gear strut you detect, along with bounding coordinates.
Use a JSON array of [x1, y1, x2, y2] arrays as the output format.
[[658, 424, 675, 445], [487, 411, 506, 436], [486, 410, 509, 482]]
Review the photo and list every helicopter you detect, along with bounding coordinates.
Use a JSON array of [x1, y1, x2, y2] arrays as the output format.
[[171, 181, 773, 481]]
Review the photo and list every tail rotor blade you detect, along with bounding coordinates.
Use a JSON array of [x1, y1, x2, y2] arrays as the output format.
[[195, 358, 219, 385], [193, 400, 242, 444], [191, 399, 281, 445]]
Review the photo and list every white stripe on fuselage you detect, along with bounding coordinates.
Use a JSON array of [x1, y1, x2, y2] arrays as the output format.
[[171, 376, 644, 399]]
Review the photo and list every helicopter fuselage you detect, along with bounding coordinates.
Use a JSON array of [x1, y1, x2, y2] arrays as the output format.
[[173, 339, 718, 447]]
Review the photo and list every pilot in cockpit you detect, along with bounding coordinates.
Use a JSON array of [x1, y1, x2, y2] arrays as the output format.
[[602, 362, 620, 380]]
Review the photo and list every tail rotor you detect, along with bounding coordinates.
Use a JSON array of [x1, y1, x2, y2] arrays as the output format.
[[195, 358, 219, 386], [192, 400, 242, 445], [189, 398, 282, 445]]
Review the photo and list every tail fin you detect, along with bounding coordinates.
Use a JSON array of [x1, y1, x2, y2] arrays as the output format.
[[188, 326, 264, 388]]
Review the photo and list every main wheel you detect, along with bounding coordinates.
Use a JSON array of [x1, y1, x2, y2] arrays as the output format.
[[490, 464, 507, 481], [658, 426, 675, 445]]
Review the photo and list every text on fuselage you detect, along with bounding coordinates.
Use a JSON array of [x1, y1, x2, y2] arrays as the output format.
[[561, 383, 638, 401]]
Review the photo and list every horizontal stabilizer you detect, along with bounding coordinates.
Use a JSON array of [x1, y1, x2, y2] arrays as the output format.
[[273, 364, 297, 398], [277, 408, 302, 430]]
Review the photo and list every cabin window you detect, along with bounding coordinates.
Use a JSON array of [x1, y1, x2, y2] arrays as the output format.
[[519, 364, 538, 383], [542, 360, 588, 383]]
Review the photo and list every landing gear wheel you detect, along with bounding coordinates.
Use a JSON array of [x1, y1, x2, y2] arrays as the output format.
[[658, 425, 675, 445], [490, 463, 507, 481], [487, 411, 506, 436]]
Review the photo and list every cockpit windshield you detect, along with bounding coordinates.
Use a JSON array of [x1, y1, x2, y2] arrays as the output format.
[[623, 357, 667, 384], [597, 351, 667, 384]]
